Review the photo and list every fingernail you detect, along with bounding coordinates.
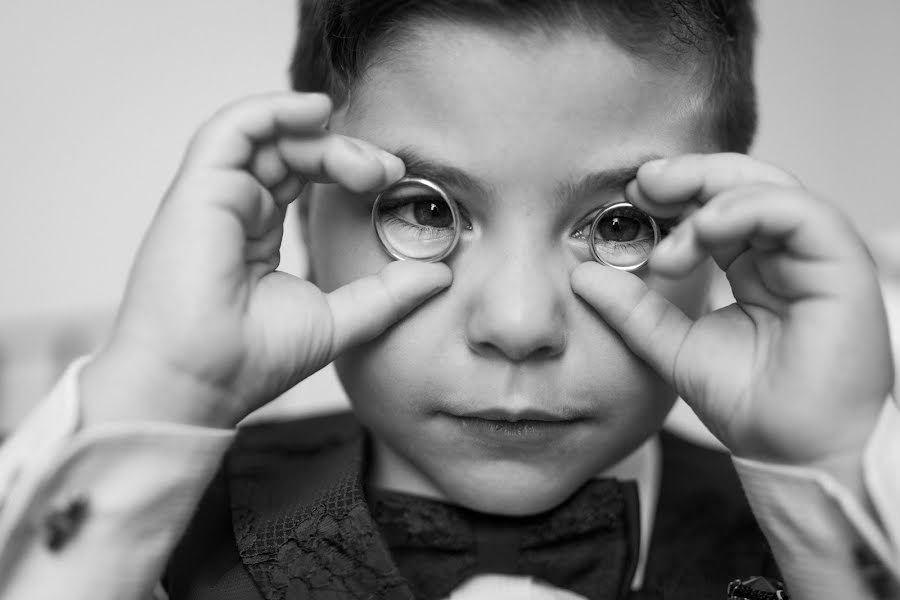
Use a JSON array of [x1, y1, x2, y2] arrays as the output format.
[[641, 158, 667, 175], [379, 151, 405, 179], [434, 265, 453, 289]]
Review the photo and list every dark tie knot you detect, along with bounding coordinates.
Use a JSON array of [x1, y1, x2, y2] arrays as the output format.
[[369, 478, 640, 600]]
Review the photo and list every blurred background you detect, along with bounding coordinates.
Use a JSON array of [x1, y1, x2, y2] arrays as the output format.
[[1, 1, 899, 436]]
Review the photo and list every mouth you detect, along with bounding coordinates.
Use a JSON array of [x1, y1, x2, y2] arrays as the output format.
[[442, 407, 589, 446], [459, 408, 579, 422]]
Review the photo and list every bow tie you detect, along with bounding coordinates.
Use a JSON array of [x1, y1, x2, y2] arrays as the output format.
[[367, 478, 640, 600]]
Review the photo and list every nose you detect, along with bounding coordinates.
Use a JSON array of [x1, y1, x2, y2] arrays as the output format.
[[463, 244, 568, 362]]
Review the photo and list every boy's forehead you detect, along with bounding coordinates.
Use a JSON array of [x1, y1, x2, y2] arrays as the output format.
[[342, 21, 708, 188]]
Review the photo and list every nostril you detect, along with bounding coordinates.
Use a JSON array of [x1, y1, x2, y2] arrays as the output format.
[[468, 336, 565, 363], [529, 341, 565, 361]]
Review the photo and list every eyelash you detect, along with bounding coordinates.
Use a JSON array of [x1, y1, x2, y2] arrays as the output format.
[[380, 214, 457, 240], [570, 210, 679, 242], [452, 202, 475, 231]]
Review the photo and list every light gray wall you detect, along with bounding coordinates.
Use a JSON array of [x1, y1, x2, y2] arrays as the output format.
[[0, 0, 297, 320], [753, 0, 900, 241]]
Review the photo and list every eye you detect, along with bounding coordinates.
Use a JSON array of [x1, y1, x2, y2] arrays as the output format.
[[402, 197, 455, 229], [574, 202, 661, 271], [372, 177, 462, 262], [596, 212, 643, 242]]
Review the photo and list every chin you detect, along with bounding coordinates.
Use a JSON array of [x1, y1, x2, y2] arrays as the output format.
[[436, 461, 598, 516]]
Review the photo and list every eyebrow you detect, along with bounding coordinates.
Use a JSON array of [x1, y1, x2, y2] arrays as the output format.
[[392, 147, 662, 205], [557, 154, 664, 205], [392, 147, 494, 198]]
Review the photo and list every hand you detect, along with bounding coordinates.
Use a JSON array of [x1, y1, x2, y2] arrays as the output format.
[[82, 93, 451, 428], [572, 153, 894, 469]]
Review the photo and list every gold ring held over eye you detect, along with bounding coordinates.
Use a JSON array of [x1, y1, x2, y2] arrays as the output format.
[[588, 201, 661, 272], [372, 176, 462, 262]]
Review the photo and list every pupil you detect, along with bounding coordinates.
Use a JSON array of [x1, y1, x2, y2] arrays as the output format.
[[413, 199, 453, 228], [600, 215, 640, 242]]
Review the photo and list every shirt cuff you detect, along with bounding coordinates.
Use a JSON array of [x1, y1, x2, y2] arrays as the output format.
[[734, 394, 900, 599], [0, 357, 235, 600]]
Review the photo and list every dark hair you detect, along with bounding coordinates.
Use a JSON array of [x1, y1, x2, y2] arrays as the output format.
[[290, 0, 757, 152]]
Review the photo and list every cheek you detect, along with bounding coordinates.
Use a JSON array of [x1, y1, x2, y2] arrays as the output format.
[[334, 296, 452, 454], [337, 291, 449, 397], [306, 184, 390, 292]]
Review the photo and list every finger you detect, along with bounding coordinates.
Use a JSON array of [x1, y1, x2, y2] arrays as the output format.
[[629, 153, 801, 214], [249, 143, 291, 189], [655, 218, 754, 278], [344, 135, 406, 180], [647, 218, 703, 276], [247, 143, 307, 207], [649, 184, 867, 278], [184, 92, 333, 170], [694, 186, 859, 258], [571, 262, 692, 390], [184, 93, 403, 206], [277, 133, 405, 193], [270, 175, 305, 206], [327, 261, 453, 358]]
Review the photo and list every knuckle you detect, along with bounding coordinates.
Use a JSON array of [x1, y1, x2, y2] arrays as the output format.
[[623, 286, 665, 338], [375, 267, 405, 318], [200, 96, 258, 133], [170, 170, 259, 212]]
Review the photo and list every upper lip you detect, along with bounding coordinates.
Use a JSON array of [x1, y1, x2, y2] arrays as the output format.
[[457, 408, 580, 422]]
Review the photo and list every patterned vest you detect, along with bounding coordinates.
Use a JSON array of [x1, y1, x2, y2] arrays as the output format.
[[164, 411, 779, 600]]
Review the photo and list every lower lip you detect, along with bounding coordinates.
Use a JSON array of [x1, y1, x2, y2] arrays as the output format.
[[448, 414, 582, 446]]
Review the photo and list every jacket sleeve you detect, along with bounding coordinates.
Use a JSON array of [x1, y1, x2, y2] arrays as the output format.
[[734, 393, 900, 599], [0, 358, 235, 600]]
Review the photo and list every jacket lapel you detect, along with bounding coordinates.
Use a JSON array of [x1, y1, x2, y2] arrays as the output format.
[[641, 431, 779, 599]]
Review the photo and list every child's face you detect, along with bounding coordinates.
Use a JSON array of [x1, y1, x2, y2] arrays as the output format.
[[304, 23, 714, 514]]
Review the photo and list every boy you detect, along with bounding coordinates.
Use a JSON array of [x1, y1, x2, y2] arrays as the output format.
[[1, 1, 898, 599]]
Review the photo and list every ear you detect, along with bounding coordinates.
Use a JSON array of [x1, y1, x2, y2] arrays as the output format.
[[330, 96, 350, 127]]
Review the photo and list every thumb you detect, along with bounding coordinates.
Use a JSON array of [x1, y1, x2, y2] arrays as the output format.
[[326, 260, 452, 358], [571, 262, 692, 390]]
